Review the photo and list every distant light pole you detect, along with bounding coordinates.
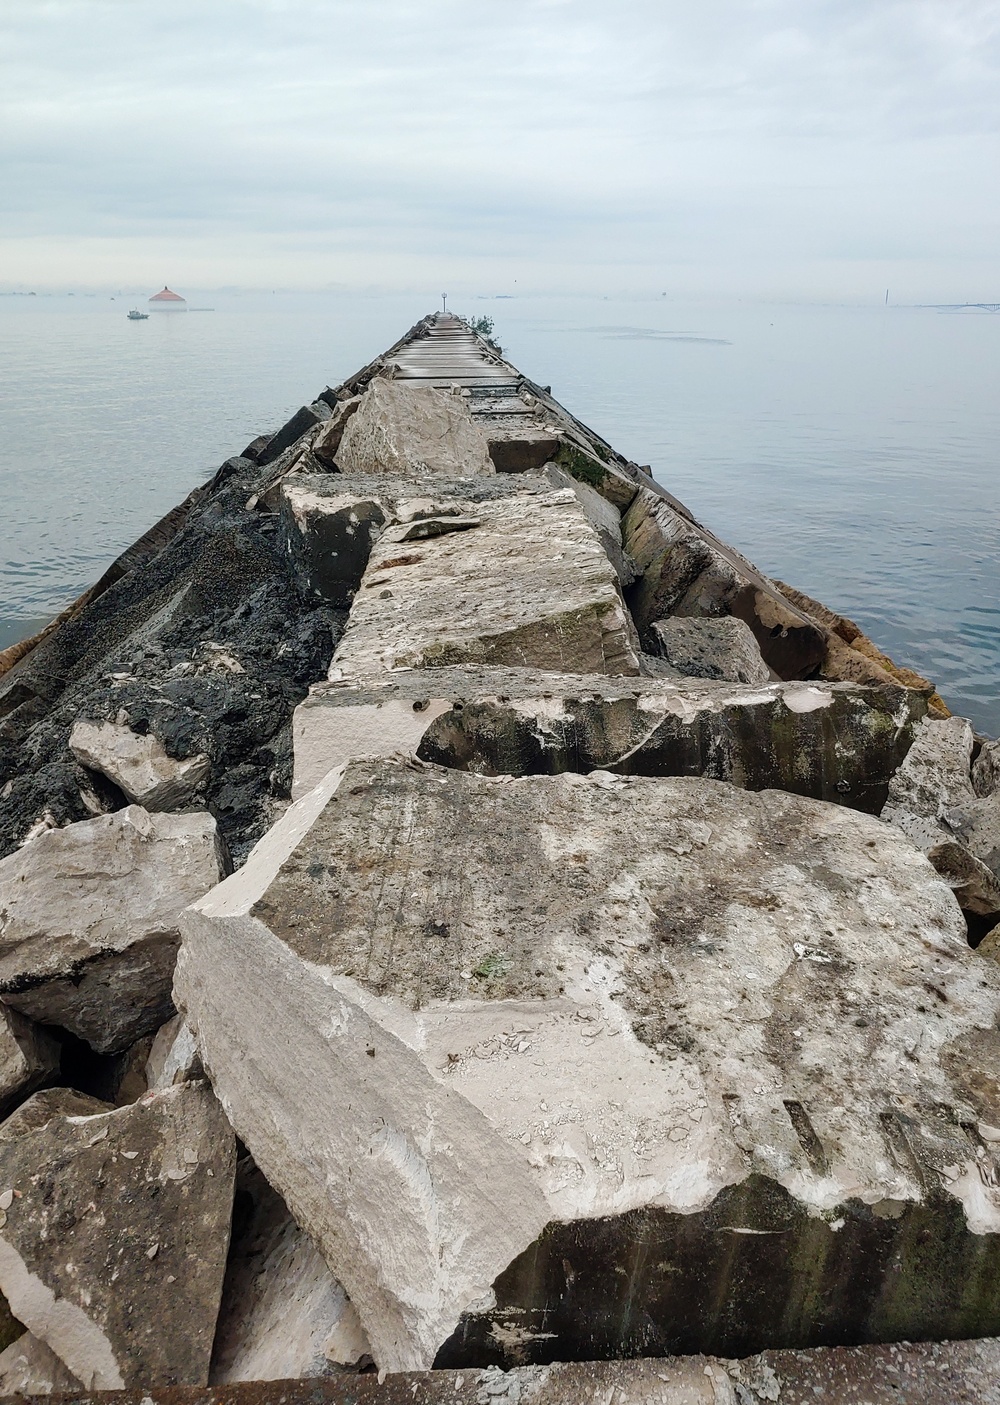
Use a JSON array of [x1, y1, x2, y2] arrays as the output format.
[[441, 293, 448, 313]]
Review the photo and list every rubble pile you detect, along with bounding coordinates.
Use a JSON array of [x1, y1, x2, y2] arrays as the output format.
[[0, 314, 998, 1402]]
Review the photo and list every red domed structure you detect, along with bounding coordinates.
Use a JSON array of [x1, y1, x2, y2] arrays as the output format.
[[149, 286, 186, 306]]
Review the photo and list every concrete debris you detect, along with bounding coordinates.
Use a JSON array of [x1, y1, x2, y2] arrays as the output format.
[[2, 311, 997, 1395], [211, 1159, 370, 1383], [0, 1080, 235, 1388], [177, 757, 1000, 1372], [330, 487, 640, 678], [336, 380, 495, 478], [0, 1332, 83, 1395], [70, 719, 211, 811], [293, 666, 924, 813], [622, 487, 826, 678], [145, 1015, 203, 1090], [0, 805, 225, 1052], [649, 616, 770, 684], [0, 1007, 59, 1116]]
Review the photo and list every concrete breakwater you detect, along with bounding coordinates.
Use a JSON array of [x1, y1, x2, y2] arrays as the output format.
[[0, 312, 997, 1401]]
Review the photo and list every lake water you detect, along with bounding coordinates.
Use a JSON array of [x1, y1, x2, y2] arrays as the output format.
[[1, 291, 998, 735]]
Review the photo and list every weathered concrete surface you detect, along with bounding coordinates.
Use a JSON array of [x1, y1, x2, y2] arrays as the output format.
[[649, 616, 770, 685], [336, 381, 495, 479], [177, 758, 1000, 1373], [0, 1080, 236, 1389], [330, 488, 640, 678], [882, 717, 1000, 923], [974, 739, 1000, 798], [210, 1160, 369, 1383], [0, 1331, 83, 1394], [70, 721, 211, 812], [292, 667, 925, 814], [19, 1339, 1000, 1404], [0, 807, 225, 1053], [622, 488, 826, 678], [0, 1008, 59, 1116]]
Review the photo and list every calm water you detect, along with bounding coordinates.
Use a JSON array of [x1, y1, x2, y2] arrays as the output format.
[[1, 292, 998, 734]]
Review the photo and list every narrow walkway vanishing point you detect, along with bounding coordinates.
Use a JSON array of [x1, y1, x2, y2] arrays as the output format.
[[0, 313, 998, 1403]]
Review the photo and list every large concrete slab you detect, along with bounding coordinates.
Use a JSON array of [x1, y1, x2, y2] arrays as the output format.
[[329, 487, 640, 679], [292, 666, 926, 813], [177, 759, 1000, 1374]]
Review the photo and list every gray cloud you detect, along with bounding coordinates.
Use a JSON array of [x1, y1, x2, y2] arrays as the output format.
[[2, 0, 999, 293]]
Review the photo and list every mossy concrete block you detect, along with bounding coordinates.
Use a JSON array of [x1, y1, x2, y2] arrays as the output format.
[[292, 666, 925, 814], [177, 759, 1000, 1372]]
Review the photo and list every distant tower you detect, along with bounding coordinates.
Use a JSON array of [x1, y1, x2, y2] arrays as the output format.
[[149, 286, 187, 309], [441, 293, 448, 313]]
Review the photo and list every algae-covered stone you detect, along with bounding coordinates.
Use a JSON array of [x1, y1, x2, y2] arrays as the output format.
[[0, 1080, 236, 1388], [293, 666, 924, 814], [0, 806, 225, 1052], [177, 758, 1000, 1373]]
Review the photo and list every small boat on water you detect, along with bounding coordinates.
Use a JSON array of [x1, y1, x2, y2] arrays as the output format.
[[127, 309, 149, 320]]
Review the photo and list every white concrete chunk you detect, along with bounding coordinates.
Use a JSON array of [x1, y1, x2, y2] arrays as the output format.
[[0, 806, 226, 1052], [70, 720, 210, 811], [0, 1332, 82, 1395], [177, 758, 1000, 1373]]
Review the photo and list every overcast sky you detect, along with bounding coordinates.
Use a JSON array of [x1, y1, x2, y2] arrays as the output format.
[[2, 0, 999, 298]]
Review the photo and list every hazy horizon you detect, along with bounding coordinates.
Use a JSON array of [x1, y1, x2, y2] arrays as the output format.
[[2, 1, 999, 302]]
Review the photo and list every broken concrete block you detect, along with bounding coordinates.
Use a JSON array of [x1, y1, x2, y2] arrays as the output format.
[[258, 401, 331, 467], [69, 720, 210, 811], [279, 484, 387, 608], [330, 488, 640, 678], [0, 1008, 59, 1117], [210, 1159, 370, 1382], [487, 425, 560, 473], [0, 806, 225, 1053], [0, 1332, 82, 1394], [0, 1080, 236, 1388], [649, 615, 770, 685], [549, 440, 640, 511], [178, 758, 1000, 1372], [145, 1015, 202, 1090], [622, 487, 826, 678], [312, 395, 362, 467], [336, 380, 495, 478], [293, 667, 925, 814]]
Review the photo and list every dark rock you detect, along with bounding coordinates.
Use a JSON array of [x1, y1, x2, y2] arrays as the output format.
[[649, 615, 770, 684], [0, 1081, 236, 1388], [257, 403, 332, 468]]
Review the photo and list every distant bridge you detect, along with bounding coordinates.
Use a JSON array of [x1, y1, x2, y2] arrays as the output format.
[[920, 302, 1000, 312]]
